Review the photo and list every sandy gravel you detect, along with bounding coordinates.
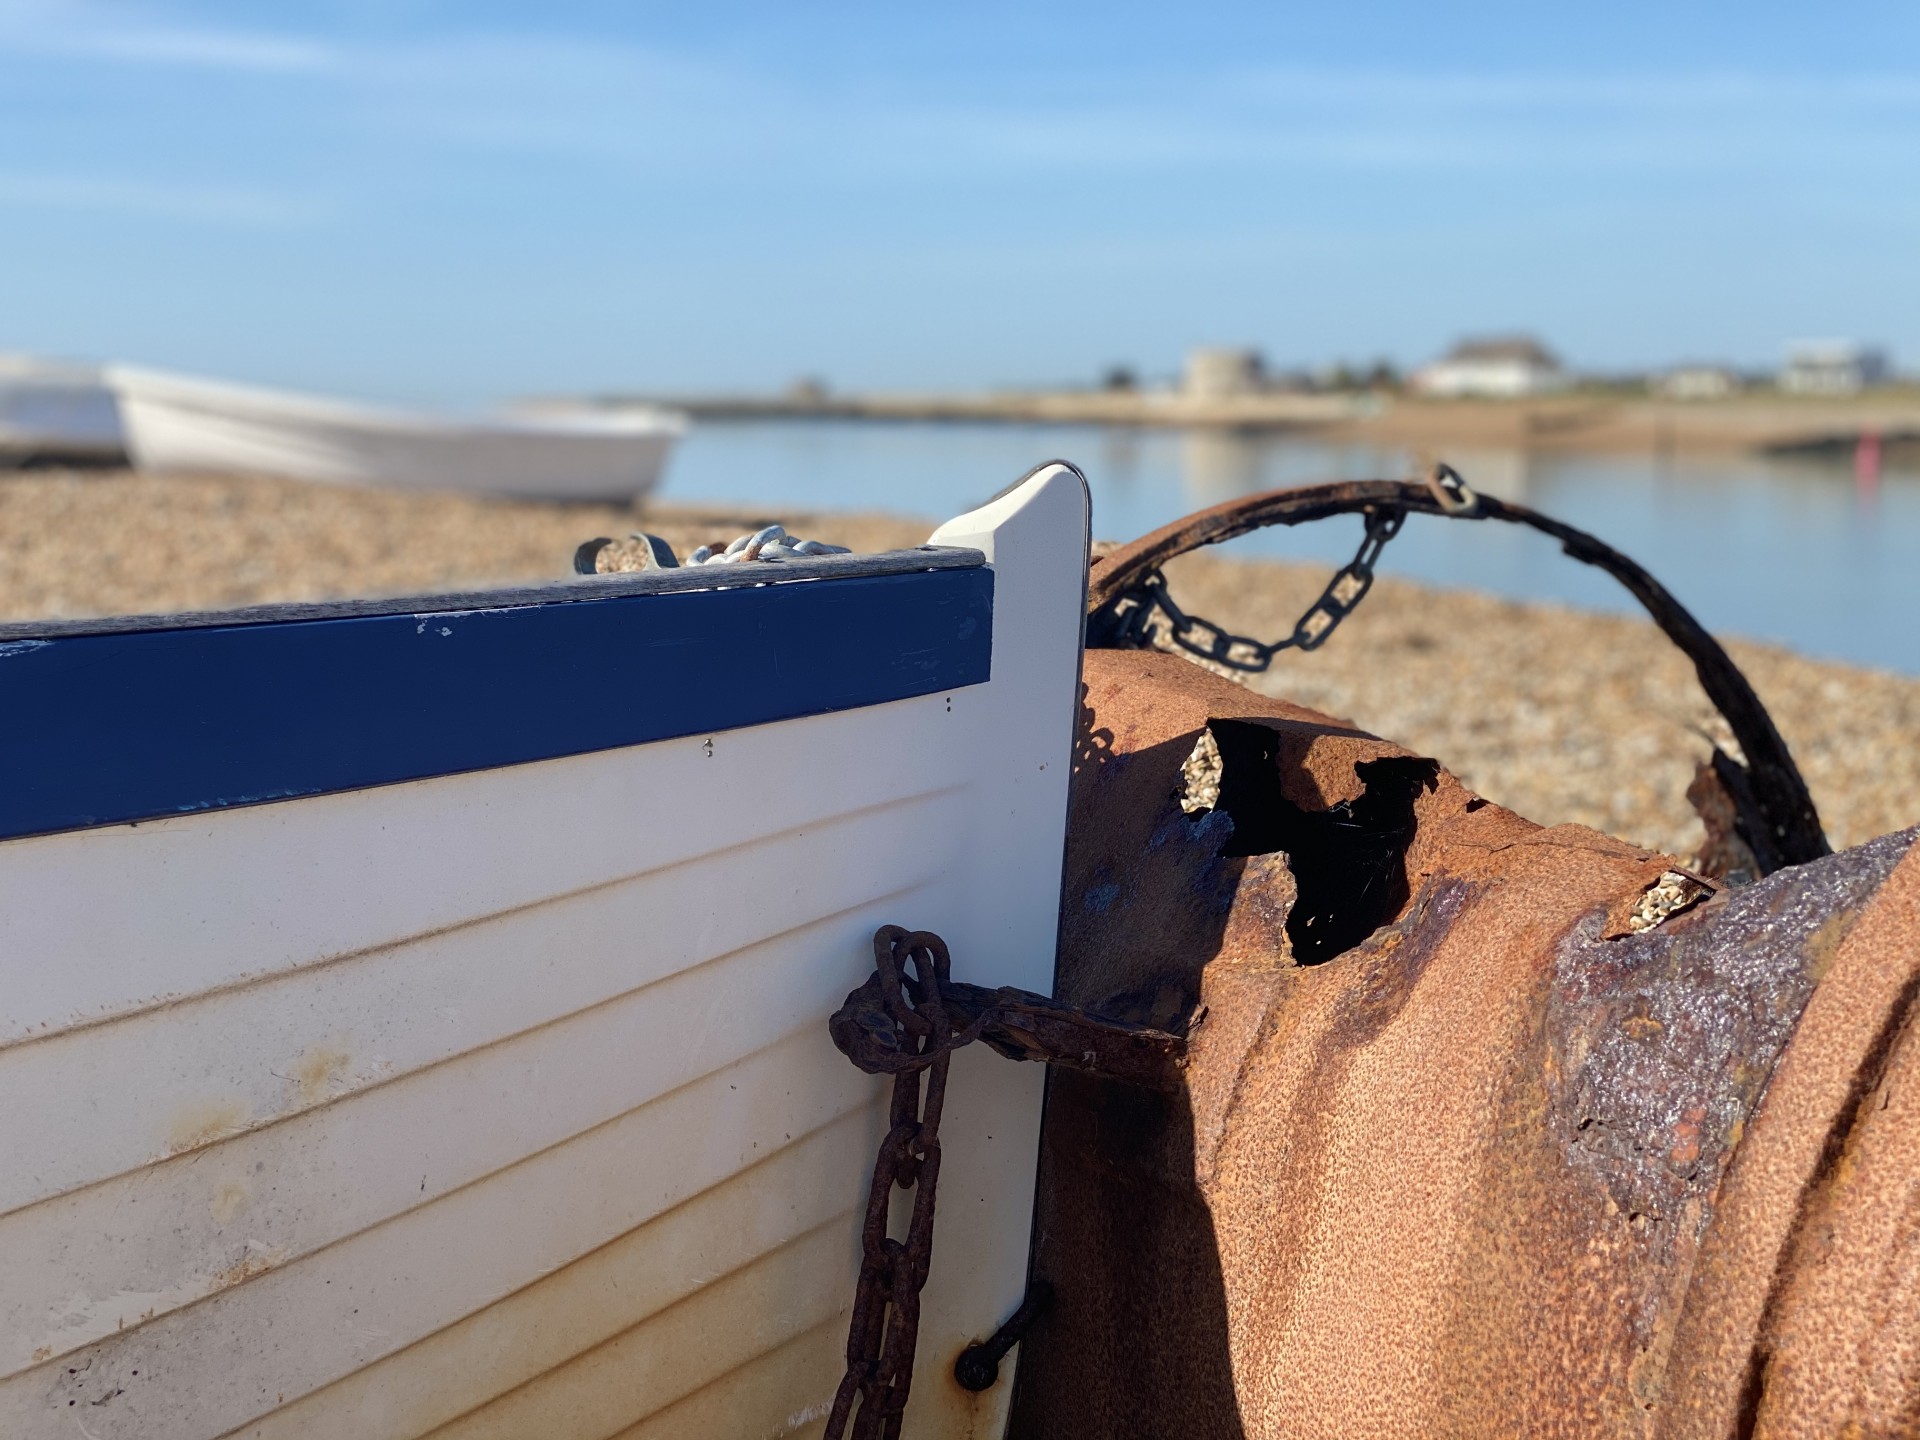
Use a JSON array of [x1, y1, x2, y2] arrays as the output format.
[[0, 468, 932, 618], [4, 468, 1915, 859]]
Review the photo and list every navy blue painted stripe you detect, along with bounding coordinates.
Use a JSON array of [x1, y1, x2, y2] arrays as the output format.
[[0, 566, 992, 842]]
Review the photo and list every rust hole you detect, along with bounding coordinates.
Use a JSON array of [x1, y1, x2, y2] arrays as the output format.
[[1199, 719, 1439, 964]]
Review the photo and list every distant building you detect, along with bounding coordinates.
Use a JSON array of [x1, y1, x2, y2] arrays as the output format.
[[1414, 336, 1569, 398], [1657, 365, 1742, 400], [1778, 342, 1890, 396], [1184, 347, 1266, 398]]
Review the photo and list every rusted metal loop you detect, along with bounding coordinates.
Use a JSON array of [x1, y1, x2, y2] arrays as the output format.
[[871, 924, 958, 1048], [1086, 478, 1829, 872], [1425, 461, 1479, 515], [876, 1119, 922, 1190], [830, 971, 995, 1075], [903, 1145, 945, 1281], [900, 929, 955, 1048], [954, 1279, 1056, 1392], [871, 924, 930, 1037]]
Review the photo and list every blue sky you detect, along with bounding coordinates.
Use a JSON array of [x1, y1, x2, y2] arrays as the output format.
[[2, 1, 1917, 404]]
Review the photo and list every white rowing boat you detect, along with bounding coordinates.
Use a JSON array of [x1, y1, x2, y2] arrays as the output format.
[[0, 354, 124, 460], [0, 464, 1088, 1439], [108, 364, 685, 502]]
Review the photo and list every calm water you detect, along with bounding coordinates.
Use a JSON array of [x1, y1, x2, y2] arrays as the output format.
[[667, 419, 1920, 676]]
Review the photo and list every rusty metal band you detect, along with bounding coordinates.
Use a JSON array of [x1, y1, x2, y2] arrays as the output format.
[[1085, 475, 1828, 871]]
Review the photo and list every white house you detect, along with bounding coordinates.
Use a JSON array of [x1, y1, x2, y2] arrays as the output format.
[[1414, 337, 1569, 398], [1778, 342, 1890, 396], [1657, 365, 1743, 400]]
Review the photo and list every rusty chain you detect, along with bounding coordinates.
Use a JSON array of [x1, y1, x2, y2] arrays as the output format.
[[1102, 503, 1405, 671], [1096, 464, 1475, 674], [824, 927, 1188, 1436], [825, 925, 966, 1440]]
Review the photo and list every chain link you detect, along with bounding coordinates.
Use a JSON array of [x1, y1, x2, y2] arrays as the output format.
[[823, 927, 1189, 1433], [826, 926, 967, 1440], [1104, 503, 1406, 672]]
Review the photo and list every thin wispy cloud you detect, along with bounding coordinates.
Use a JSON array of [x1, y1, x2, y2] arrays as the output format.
[[315, 36, 1920, 184], [71, 26, 331, 71], [1223, 65, 1920, 110], [5, 6, 1914, 182], [871, 62, 1920, 174], [0, 172, 329, 225], [0, 1, 332, 71]]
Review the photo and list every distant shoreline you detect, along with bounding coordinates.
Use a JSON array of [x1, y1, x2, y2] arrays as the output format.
[[577, 388, 1920, 460]]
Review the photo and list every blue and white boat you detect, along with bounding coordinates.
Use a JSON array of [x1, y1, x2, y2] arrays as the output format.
[[0, 465, 1089, 1439]]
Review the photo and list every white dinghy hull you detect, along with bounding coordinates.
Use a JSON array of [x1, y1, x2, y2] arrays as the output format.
[[108, 365, 685, 502], [0, 355, 124, 460], [0, 465, 1089, 1439]]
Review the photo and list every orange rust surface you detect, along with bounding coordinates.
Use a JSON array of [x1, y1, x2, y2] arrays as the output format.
[[1013, 649, 1919, 1440]]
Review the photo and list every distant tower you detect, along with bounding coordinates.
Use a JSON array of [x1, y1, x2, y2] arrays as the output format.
[[1184, 347, 1267, 398]]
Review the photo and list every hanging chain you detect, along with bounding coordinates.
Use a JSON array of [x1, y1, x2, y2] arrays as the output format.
[[825, 926, 967, 1440], [1104, 503, 1407, 672], [823, 927, 1189, 1435]]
